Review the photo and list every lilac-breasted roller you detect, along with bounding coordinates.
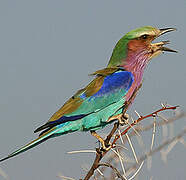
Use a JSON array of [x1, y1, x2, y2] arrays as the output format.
[[0, 26, 177, 162]]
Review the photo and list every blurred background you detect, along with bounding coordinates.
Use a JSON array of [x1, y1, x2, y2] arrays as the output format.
[[0, 0, 185, 179]]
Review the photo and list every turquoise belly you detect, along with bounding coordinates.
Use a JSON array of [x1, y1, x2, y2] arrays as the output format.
[[54, 98, 125, 135]]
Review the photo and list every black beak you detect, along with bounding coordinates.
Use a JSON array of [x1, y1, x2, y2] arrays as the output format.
[[159, 28, 177, 53], [161, 46, 178, 53], [159, 28, 177, 36]]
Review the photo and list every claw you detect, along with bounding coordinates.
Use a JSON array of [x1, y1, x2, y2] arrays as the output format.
[[100, 141, 112, 152], [90, 131, 112, 151], [119, 113, 129, 125], [108, 113, 129, 125]]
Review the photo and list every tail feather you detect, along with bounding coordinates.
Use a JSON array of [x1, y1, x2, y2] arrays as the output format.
[[34, 114, 88, 134], [0, 127, 57, 163]]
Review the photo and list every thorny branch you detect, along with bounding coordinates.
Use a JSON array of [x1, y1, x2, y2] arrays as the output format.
[[96, 110, 186, 179], [126, 127, 186, 174], [82, 105, 180, 180], [112, 106, 178, 145]]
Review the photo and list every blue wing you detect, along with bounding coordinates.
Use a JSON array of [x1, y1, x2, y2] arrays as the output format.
[[35, 70, 134, 134]]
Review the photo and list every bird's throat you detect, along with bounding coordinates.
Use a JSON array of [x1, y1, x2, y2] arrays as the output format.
[[122, 49, 149, 101]]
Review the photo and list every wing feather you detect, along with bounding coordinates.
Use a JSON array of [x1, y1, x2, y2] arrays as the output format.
[[34, 68, 134, 133]]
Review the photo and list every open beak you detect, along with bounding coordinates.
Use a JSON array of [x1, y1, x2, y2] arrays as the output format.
[[159, 28, 177, 52], [150, 28, 177, 56], [159, 28, 177, 36]]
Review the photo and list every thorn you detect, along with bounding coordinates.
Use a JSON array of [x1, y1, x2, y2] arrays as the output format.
[[131, 116, 135, 123], [128, 161, 144, 180], [134, 110, 142, 118], [126, 134, 139, 164], [116, 149, 127, 177], [166, 139, 178, 154], [118, 129, 124, 144], [157, 114, 168, 122], [58, 173, 75, 180], [131, 116, 138, 126], [96, 168, 104, 177], [161, 103, 166, 108], [111, 148, 127, 179], [150, 117, 156, 150], [111, 149, 125, 161], [127, 121, 141, 137], [131, 116, 134, 122], [67, 150, 96, 154], [115, 144, 128, 150]]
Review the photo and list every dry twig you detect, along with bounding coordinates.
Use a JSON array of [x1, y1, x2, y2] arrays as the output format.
[[126, 128, 186, 174]]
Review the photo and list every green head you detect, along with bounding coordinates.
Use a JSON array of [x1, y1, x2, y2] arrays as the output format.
[[107, 26, 177, 67]]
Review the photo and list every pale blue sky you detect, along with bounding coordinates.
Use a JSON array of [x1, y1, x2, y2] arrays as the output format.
[[0, 0, 185, 180]]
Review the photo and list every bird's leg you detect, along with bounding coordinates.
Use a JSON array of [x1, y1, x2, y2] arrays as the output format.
[[90, 131, 111, 151], [108, 83, 142, 125], [107, 113, 129, 126], [119, 113, 129, 125]]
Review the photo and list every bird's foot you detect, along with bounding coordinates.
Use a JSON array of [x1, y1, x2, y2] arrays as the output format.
[[100, 141, 112, 152], [118, 113, 129, 125], [90, 131, 112, 152], [108, 113, 129, 126]]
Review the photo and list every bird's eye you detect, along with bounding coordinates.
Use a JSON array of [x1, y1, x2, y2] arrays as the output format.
[[141, 34, 148, 39]]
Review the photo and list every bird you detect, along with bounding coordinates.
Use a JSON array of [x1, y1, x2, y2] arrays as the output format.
[[0, 26, 177, 162]]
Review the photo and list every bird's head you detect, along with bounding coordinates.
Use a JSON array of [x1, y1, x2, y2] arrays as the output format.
[[107, 26, 177, 68]]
